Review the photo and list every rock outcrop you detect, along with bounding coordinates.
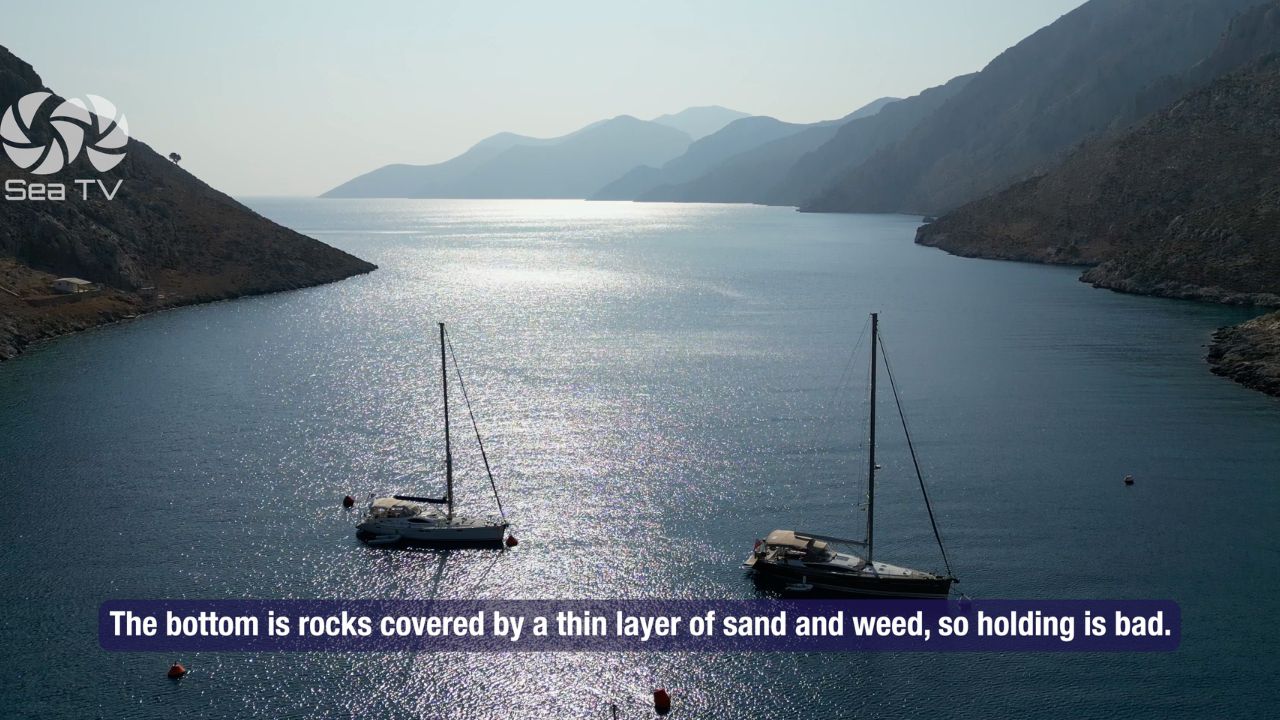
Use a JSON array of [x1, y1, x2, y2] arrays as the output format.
[[1208, 311, 1280, 396]]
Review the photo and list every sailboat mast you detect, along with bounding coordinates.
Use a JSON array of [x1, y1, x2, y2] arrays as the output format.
[[866, 312, 878, 563], [440, 322, 453, 521]]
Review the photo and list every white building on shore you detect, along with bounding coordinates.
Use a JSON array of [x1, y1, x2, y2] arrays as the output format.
[[52, 278, 94, 294]]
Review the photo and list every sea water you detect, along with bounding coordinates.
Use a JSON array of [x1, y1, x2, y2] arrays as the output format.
[[0, 199, 1276, 718]]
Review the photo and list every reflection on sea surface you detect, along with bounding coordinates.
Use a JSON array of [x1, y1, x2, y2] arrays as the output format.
[[0, 199, 1276, 719]]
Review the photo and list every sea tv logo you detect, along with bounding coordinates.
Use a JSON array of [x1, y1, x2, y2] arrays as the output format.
[[0, 91, 128, 201]]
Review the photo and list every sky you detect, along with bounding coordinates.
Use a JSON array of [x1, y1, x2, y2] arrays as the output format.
[[4, 0, 1083, 197]]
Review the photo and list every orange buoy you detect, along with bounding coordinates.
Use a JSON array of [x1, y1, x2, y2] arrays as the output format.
[[167, 663, 187, 679], [342, 495, 356, 508], [1123, 475, 1135, 486], [505, 535, 519, 548], [653, 688, 672, 714]]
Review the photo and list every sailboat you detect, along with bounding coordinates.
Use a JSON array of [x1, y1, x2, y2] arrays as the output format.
[[356, 323, 509, 547], [745, 313, 956, 598]]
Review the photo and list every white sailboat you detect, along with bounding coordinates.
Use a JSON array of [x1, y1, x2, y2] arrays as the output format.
[[357, 323, 509, 547]]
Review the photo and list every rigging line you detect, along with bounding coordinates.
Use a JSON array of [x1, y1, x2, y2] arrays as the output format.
[[877, 332, 955, 579], [444, 328, 507, 521], [830, 314, 872, 408]]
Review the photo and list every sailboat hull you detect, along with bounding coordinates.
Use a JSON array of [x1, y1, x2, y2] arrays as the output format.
[[749, 561, 952, 598], [357, 518, 508, 548], [746, 549, 953, 599], [354, 324, 511, 551]]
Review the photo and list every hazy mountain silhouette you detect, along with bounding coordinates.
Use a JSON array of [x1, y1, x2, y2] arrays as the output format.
[[830, 97, 899, 122], [322, 131, 558, 198], [803, 0, 1263, 215], [323, 116, 691, 198], [591, 115, 813, 200], [632, 97, 902, 204], [651, 106, 752, 140], [599, 96, 901, 202], [770, 80, 974, 206]]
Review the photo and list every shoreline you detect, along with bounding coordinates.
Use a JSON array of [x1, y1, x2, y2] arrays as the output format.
[[912, 224, 1280, 399], [7, 205, 1276, 400], [1207, 312, 1280, 398], [0, 265, 375, 362]]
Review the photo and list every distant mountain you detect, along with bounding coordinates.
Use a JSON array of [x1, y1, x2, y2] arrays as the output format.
[[827, 96, 900, 123], [775, 79, 973, 206], [632, 96, 904, 204], [636, 122, 842, 204], [321, 131, 556, 198], [804, 0, 1262, 215], [651, 106, 751, 140], [591, 115, 811, 200], [0, 45, 374, 360], [323, 116, 691, 199]]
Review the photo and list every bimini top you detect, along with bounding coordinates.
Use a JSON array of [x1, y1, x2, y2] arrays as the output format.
[[765, 530, 829, 552], [369, 497, 431, 519]]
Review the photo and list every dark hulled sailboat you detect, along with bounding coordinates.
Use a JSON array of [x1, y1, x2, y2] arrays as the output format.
[[744, 313, 956, 598]]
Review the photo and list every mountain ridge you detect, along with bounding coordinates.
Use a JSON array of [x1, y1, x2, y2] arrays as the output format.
[[591, 115, 814, 201], [596, 94, 901, 202], [323, 107, 754, 199], [651, 106, 752, 140], [629, 96, 912, 205], [803, 0, 1262, 215]]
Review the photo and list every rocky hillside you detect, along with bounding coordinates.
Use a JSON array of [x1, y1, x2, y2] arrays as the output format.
[[804, 0, 1260, 215], [916, 4, 1280, 397], [916, 62, 1280, 304], [0, 45, 375, 359]]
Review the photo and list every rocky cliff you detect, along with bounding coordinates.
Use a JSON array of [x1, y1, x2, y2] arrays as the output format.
[[915, 7, 1280, 396], [0, 45, 375, 359], [916, 53, 1280, 306]]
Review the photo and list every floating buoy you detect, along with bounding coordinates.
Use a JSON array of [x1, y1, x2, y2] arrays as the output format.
[[167, 663, 187, 679], [1123, 475, 1135, 486], [653, 688, 672, 714], [505, 535, 519, 548], [342, 495, 356, 508]]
